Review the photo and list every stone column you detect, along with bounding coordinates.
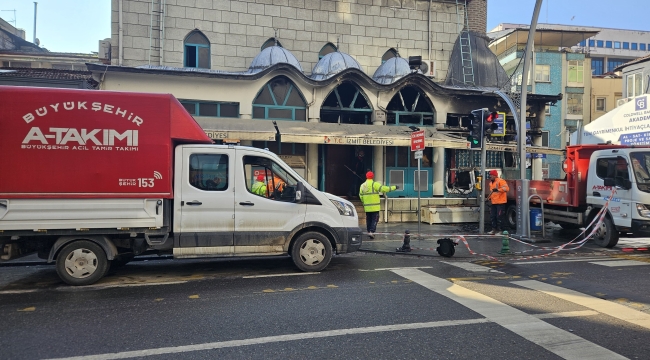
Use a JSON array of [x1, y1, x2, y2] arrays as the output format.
[[307, 117, 319, 188], [532, 136, 543, 180], [433, 147, 445, 196], [372, 110, 385, 184]]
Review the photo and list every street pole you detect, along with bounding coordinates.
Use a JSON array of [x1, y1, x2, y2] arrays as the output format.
[[479, 135, 487, 234], [417, 157, 421, 237], [515, 0, 543, 238]]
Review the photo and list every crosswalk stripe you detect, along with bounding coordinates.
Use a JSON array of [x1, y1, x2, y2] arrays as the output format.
[[392, 268, 627, 360], [588, 260, 648, 267], [512, 280, 650, 330], [441, 261, 504, 273]]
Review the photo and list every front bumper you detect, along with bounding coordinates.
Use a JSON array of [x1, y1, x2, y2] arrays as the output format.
[[631, 219, 650, 236], [334, 227, 363, 253]]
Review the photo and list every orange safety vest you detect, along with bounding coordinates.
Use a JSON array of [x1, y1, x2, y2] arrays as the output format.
[[489, 178, 509, 204]]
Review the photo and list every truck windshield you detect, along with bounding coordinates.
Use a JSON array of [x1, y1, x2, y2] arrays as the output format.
[[630, 152, 650, 190]]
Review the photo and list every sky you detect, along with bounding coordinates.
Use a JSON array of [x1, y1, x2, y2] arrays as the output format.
[[0, 0, 648, 54]]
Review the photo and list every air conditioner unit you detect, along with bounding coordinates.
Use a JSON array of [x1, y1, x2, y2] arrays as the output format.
[[420, 59, 436, 78], [98, 39, 111, 60]]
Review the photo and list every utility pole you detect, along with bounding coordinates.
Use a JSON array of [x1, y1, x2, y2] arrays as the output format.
[[33, 2, 37, 44]]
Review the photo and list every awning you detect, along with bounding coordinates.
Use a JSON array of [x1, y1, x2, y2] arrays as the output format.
[[195, 117, 565, 155]]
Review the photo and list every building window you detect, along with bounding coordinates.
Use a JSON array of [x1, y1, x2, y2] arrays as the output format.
[[189, 154, 229, 191], [623, 42, 629, 49], [627, 73, 643, 98], [567, 60, 584, 84], [595, 97, 606, 112], [52, 64, 73, 70], [606, 41, 612, 48], [535, 64, 550, 82], [320, 82, 373, 124], [579, 40, 586, 47], [381, 48, 398, 64], [588, 39, 595, 47], [9, 61, 31, 68], [597, 40, 604, 48], [184, 30, 210, 69], [253, 76, 307, 121], [632, 43, 638, 50], [180, 100, 240, 118], [641, 44, 647, 51], [614, 41, 621, 49], [591, 58, 604, 75], [566, 93, 583, 115], [261, 38, 282, 50], [386, 86, 434, 126], [607, 59, 626, 72], [318, 42, 337, 59]]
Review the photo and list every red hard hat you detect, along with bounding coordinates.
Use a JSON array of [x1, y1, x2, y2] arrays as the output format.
[[489, 170, 499, 177], [366, 171, 374, 179], [256, 174, 265, 182]]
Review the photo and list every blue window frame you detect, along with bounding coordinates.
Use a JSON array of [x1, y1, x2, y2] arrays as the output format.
[[597, 40, 604, 47], [606, 41, 612, 48], [386, 86, 435, 126], [623, 42, 629, 49], [385, 146, 433, 198], [180, 100, 240, 118], [641, 44, 647, 51], [614, 41, 621, 49], [320, 82, 373, 124], [591, 58, 604, 76], [579, 40, 586, 47], [252, 76, 307, 121], [588, 39, 595, 47], [184, 30, 210, 69], [608, 59, 626, 72], [632, 43, 638, 50]]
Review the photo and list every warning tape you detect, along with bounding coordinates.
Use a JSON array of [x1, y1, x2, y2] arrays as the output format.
[[366, 191, 616, 261]]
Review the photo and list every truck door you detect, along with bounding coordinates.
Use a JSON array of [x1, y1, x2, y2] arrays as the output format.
[[179, 148, 235, 248], [588, 156, 632, 228], [234, 153, 307, 253]]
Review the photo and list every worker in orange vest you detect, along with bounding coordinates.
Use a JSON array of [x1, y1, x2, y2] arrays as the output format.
[[488, 170, 509, 235]]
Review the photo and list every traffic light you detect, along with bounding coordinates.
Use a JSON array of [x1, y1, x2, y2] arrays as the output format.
[[468, 109, 485, 149], [484, 111, 499, 136]]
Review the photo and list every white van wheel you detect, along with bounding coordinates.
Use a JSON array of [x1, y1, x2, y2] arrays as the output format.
[[291, 232, 332, 272], [593, 216, 619, 248], [56, 240, 109, 286]]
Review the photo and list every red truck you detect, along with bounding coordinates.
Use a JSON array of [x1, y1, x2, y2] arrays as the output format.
[[0, 86, 362, 285], [503, 144, 650, 247]]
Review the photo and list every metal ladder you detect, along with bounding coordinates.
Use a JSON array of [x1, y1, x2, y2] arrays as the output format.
[[148, 0, 165, 65], [455, 0, 475, 86]]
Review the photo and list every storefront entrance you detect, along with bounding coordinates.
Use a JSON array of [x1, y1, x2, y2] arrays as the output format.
[[319, 145, 372, 199]]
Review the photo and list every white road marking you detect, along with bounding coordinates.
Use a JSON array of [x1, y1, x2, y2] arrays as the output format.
[[513, 280, 650, 330], [588, 260, 648, 267], [45, 318, 490, 360], [0, 289, 38, 295], [361, 266, 433, 271], [243, 272, 320, 279], [441, 261, 504, 273], [535, 310, 599, 319], [511, 258, 620, 265], [392, 268, 626, 360]]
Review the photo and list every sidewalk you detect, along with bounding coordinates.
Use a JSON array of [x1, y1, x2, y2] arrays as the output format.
[[359, 222, 612, 259]]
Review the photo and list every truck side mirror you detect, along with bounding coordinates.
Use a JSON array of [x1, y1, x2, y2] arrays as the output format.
[[604, 178, 615, 187], [622, 179, 632, 190], [295, 182, 304, 203]]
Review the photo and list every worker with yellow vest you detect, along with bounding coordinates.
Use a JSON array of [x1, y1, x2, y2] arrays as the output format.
[[251, 174, 267, 197], [359, 171, 398, 238]]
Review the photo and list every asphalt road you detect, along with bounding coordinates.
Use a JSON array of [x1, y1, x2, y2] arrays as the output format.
[[1, 242, 649, 360]]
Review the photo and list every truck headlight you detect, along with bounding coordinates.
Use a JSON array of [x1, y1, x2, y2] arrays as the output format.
[[331, 200, 355, 217], [636, 203, 650, 218]]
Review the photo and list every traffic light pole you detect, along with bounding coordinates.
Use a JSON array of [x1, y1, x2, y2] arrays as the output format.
[[479, 136, 487, 234]]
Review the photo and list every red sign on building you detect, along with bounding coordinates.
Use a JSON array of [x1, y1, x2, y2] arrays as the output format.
[[410, 130, 425, 151]]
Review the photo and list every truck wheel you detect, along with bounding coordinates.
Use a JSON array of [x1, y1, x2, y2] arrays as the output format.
[[56, 240, 109, 286], [291, 232, 332, 272], [593, 216, 619, 248], [506, 204, 517, 230]]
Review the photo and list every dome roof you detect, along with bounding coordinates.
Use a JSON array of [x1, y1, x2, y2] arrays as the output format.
[[372, 57, 412, 84], [248, 46, 303, 74], [311, 51, 362, 80]]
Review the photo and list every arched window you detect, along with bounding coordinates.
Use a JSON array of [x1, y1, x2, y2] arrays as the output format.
[[253, 76, 307, 121], [184, 30, 210, 68], [386, 86, 434, 126], [381, 48, 398, 64], [261, 38, 282, 50], [320, 82, 372, 124], [318, 43, 337, 59]]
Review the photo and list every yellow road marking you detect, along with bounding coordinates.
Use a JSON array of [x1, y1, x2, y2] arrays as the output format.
[[18, 307, 35, 312], [189, 295, 199, 299]]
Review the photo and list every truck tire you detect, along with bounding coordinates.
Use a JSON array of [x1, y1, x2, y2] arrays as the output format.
[[56, 240, 110, 286], [291, 232, 332, 272], [506, 204, 517, 230], [593, 216, 619, 248]]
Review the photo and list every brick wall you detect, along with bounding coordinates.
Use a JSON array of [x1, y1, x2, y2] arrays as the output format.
[[111, 0, 487, 79], [466, 0, 486, 35]]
